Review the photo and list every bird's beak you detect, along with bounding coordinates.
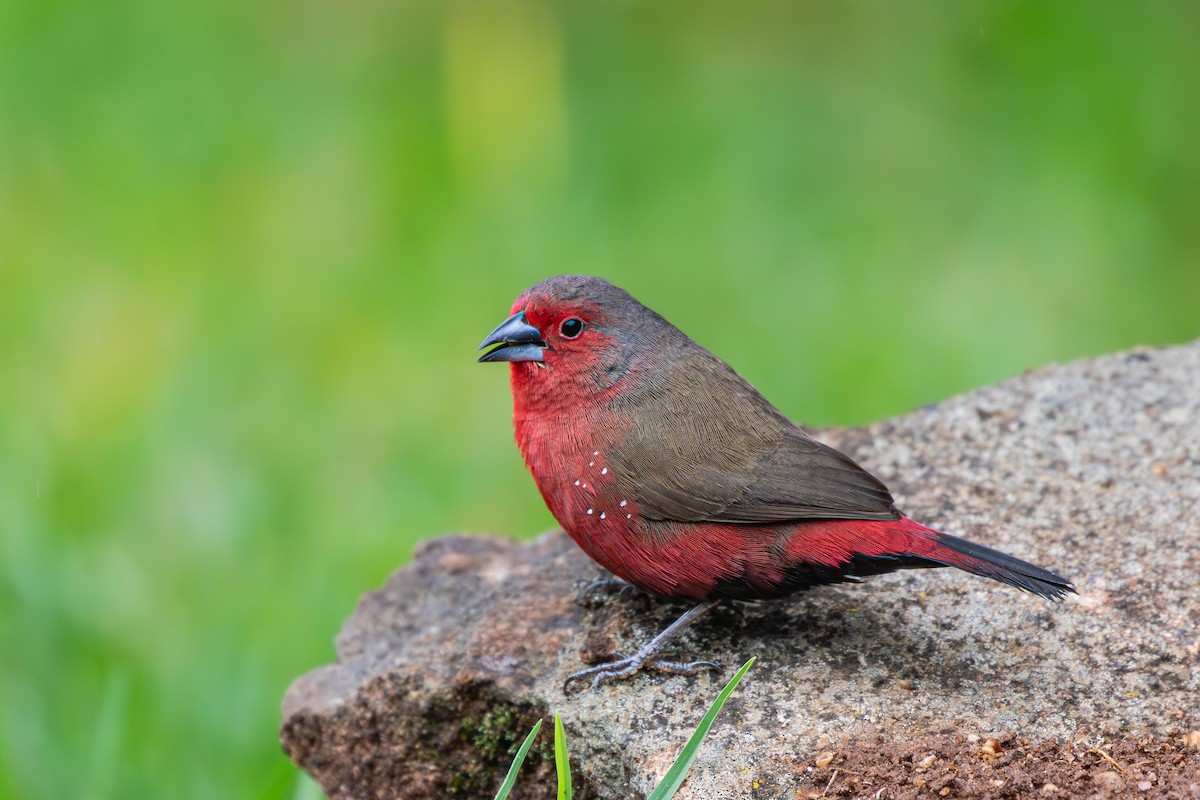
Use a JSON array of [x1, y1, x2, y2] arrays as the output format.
[[478, 310, 547, 363]]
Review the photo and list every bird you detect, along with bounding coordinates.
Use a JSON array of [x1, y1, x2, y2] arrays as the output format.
[[478, 275, 1075, 689]]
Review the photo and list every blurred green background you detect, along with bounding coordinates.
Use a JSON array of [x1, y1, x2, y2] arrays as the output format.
[[1, 0, 1197, 797]]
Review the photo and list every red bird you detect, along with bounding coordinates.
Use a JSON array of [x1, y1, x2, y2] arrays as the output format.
[[479, 275, 1075, 689]]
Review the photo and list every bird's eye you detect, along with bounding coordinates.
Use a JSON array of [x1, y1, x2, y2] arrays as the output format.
[[560, 318, 584, 339]]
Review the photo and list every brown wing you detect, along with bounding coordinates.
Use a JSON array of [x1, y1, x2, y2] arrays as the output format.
[[610, 348, 898, 523], [712, 426, 898, 522]]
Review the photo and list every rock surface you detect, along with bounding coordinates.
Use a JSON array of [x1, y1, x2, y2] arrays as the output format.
[[281, 341, 1200, 799]]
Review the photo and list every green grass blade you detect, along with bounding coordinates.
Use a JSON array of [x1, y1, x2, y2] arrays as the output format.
[[554, 713, 572, 800], [492, 719, 543, 800], [646, 657, 757, 800]]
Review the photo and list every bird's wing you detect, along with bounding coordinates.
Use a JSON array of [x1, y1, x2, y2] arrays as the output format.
[[611, 353, 898, 523], [713, 427, 899, 522]]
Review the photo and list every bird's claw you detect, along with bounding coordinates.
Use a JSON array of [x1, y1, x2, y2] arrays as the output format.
[[575, 575, 640, 606], [563, 654, 722, 692]]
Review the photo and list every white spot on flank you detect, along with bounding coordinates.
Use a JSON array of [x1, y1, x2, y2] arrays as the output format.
[[586, 508, 593, 515], [574, 480, 580, 486], [619, 500, 627, 507], [626, 514, 632, 519], [593, 451, 599, 456], [588, 461, 594, 467], [601, 467, 608, 475], [600, 512, 606, 519]]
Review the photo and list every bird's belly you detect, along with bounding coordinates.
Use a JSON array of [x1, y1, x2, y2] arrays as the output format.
[[564, 514, 805, 601], [547, 458, 792, 601], [517, 416, 800, 600]]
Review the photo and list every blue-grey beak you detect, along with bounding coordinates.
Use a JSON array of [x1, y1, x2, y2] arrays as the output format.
[[478, 310, 546, 363]]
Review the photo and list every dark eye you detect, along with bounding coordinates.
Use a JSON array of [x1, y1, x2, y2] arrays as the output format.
[[560, 318, 584, 338]]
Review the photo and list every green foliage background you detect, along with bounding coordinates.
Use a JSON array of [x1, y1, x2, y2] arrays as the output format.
[[1, 1, 1197, 797]]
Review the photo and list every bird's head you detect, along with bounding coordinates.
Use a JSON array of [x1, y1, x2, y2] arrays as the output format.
[[479, 275, 679, 408]]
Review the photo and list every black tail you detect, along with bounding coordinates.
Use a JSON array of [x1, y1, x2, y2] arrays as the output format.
[[927, 532, 1077, 601]]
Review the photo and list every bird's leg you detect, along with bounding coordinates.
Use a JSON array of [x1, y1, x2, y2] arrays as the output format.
[[564, 601, 721, 691]]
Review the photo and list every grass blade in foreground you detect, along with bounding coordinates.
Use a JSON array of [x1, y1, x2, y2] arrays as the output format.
[[555, 713, 572, 800], [493, 719, 543, 800], [645, 657, 757, 800]]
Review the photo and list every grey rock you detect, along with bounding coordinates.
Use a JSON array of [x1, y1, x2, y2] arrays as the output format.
[[281, 341, 1200, 799]]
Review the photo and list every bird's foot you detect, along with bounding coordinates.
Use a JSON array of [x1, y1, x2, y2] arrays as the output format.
[[563, 651, 721, 692], [574, 575, 641, 607], [564, 601, 720, 692]]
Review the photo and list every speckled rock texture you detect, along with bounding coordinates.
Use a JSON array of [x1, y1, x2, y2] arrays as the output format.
[[281, 341, 1200, 799]]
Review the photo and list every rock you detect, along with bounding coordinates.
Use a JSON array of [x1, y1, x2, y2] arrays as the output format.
[[281, 341, 1200, 799]]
